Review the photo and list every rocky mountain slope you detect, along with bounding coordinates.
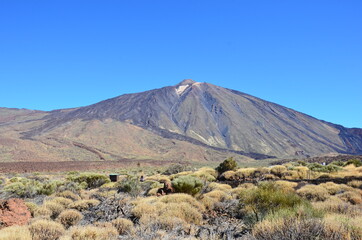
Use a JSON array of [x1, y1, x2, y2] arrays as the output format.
[[1, 80, 362, 162]]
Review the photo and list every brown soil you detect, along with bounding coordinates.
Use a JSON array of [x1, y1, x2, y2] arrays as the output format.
[[0, 198, 31, 229], [0, 159, 176, 173]]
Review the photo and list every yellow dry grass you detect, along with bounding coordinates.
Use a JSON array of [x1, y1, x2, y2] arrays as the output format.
[[0, 225, 32, 240], [296, 184, 330, 201], [69, 199, 100, 211], [207, 182, 232, 192], [69, 225, 118, 240], [274, 180, 298, 191]]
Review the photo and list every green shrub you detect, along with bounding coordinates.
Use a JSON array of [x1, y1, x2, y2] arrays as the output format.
[[67, 173, 110, 189], [308, 163, 341, 173], [331, 161, 345, 167], [117, 175, 143, 197], [4, 178, 61, 198], [344, 159, 362, 167], [172, 175, 203, 196], [216, 157, 237, 174], [239, 181, 305, 222]]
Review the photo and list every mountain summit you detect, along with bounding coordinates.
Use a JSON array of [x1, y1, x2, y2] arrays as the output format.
[[1, 80, 362, 162]]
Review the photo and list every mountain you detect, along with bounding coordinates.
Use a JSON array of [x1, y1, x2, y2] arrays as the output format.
[[1, 80, 362, 163]]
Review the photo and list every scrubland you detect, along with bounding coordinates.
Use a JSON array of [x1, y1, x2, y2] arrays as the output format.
[[0, 158, 361, 240]]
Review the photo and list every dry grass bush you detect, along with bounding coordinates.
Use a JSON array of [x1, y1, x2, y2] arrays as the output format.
[[70, 199, 100, 211], [274, 180, 298, 192], [56, 190, 81, 201], [132, 194, 204, 229], [29, 219, 65, 240], [92, 189, 117, 198], [296, 184, 330, 201], [169, 171, 193, 180], [323, 214, 362, 240], [111, 218, 134, 234], [57, 209, 83, 228], [263, 173, 278, 180], [144, 174, 170, 182], [203, 190, 232, 202], [206, 182, 232, 192], [25, 201, 38, 217], [99, 182, 118, 189], [294, 166, 309, 177], [199, 195, 217, 210], [49, 197, 73, 208], [0, 225, 32, 240], [146, 187, 159, 196], [252, 217, 341, 240], [69, 225, 118, 240], [319, 182, 351, 195], [199, 189, 233, 210], [337, 191, 362, 205], [270, 165, 287, 178], [34, 206, 52, 218], [312, 196, 360, 216], [235, 168, 257, 179], [220, 170, 237, 180], [348, 180, 362, 189], [159, 193, 205, 212], [192, 167, 217, 181], [43, 201, 65, 219]]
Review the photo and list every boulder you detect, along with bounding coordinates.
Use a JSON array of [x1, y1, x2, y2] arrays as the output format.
[[0, 198, 31, 229]]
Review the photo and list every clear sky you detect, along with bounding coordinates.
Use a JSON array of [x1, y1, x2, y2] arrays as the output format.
[[0, 1, 361, 128]]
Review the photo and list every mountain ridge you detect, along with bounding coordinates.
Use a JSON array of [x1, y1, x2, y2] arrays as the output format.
[[1, 80, 362, 162]]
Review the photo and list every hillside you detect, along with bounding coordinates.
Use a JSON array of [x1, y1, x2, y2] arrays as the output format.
[[1, 80, 362, 162]]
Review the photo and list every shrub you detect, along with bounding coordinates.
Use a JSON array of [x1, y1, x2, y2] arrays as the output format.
[[34, 206, 52, 218], [347, 180, 362, 189], [252, 217, 327, 240], [56, 190, 81, 201], [132, 194, 204, 228], [319, 182, 350, 195], [323, 214, 362, 239], [0, 225, 32, 240], [308, 163, 341, 173], [270, 165, 287, 178], [296, 184, 330, 201], [239, 181, 305, 222], [162, 164, 192, 175], [67, 173, 110, 189], [117, 175, 142, 197], [337, 191, 362, 205], [220, 170, 237, 180], [57, 209, 83, 228], [192, 167, 217, 181], [43, 202, 65, 219], [4, 181, 37, 198], [29, 219, 65, 240], [159, 193, 205, 212], [70, 199, 100, 211], [25, 202, 38, 217], [69, 225, 118, 240], [274, 180, 298, 192], [344, 159, 362, 167], [171, 175, 203, 196], [207, 182, 232, 192], [49, 197, 73, 208], [111, 218, 134, 234], [216, 157, 237, 174]]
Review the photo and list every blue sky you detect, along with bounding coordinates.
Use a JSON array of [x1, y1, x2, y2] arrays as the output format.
[[0, 1, 361, 128]]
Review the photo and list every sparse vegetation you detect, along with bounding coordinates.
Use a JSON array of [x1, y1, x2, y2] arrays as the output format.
[[0, 159, 361, 239]]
